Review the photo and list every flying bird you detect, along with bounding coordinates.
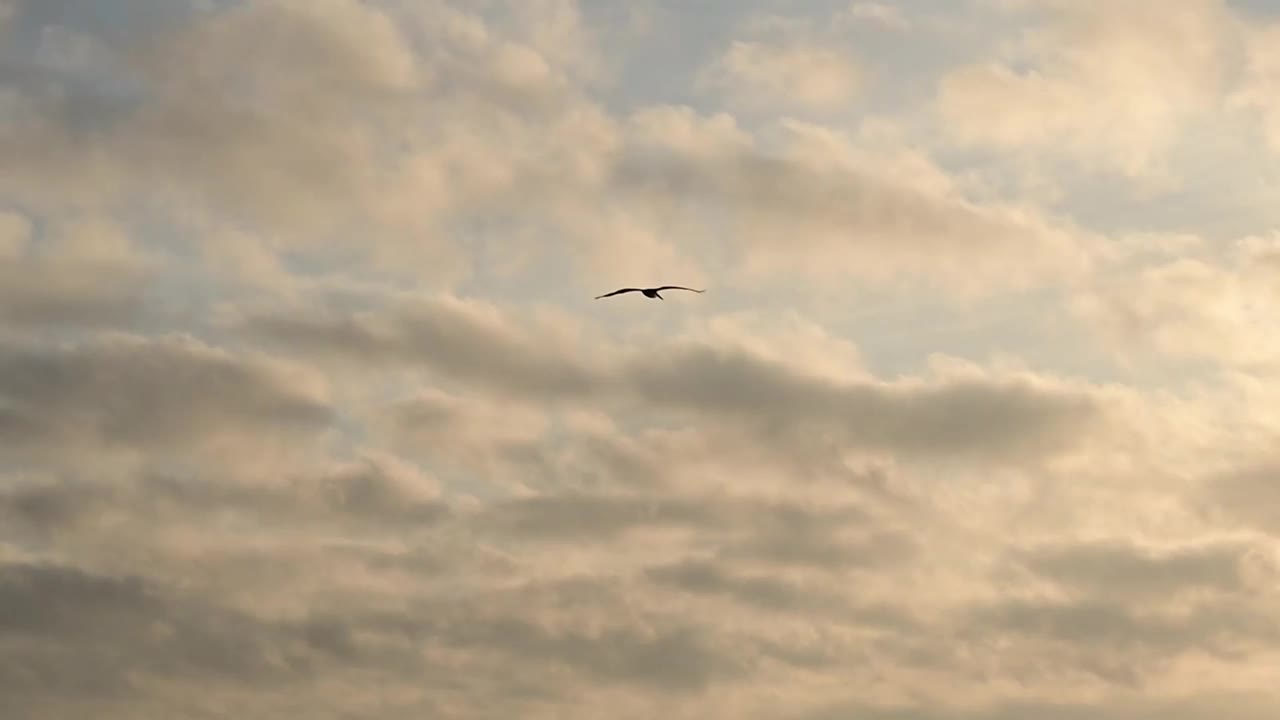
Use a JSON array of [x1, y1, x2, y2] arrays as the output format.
[[594, 285, 705, 300]]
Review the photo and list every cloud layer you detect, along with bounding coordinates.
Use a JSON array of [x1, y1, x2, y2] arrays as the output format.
[[3, 1, 1280, 718]]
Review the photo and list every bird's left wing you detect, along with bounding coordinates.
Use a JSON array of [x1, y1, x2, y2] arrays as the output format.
[[595, 288, 641, 299]]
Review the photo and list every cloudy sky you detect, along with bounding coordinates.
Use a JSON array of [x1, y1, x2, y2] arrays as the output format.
[[3, 0, 1280, 717]]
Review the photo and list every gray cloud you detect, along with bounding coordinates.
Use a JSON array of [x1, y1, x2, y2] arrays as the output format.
[[1202, 460, 1280, 534], [647, 558, 814, 611], [0, 560, 336, 702], [241, 299, 602, 401], [0, 213, 151, 330], [1016, 537, 1267, 599], [802, 692, 1280, 720], [627, 341, 1101, 460], [642, 558, 908, 622], [720, 525, 917, 571], [0, 257, 147, 329], [476, 490, 893, 576], [0, 558, 557, 719], [965, 594, 1280, 680], [0, 459, 447, 545], [426, 614, 745, 694], [240, 296, 1107, 462], [0, 333, 332, 459], [479, 492, 713, 542]]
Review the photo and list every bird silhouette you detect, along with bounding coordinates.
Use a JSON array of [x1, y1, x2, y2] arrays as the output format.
[[594, 285, 705, 300]]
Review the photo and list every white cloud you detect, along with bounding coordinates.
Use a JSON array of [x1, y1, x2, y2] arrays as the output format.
[[938, 0, 1234, 178], [617, 110, 1098, 292], [701, 40, 864, 112], [1230, 24, 1280, 152], [1074, 234, 1280, 369], [844, 2, 910, 30]]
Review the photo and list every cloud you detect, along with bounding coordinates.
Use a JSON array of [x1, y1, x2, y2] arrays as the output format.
[[645, 559, 826, 613], [236, 294, 602, 401], [5, 1, 1280, 717], [1073, 235, 1280, 368], [1203, 460, 1280, 534], [1230, 24, 1280, 152], [479, 492, 713, 542], [803, 692, 1280, 720], [381, 386, 551, 456], [0, 333, 332, 464], [1, 0, 419, 221], [0, 559, 342, 703], [238, 293, 1109, 463], [617, 109, 1097, 290], [701, 40, 864, 112], [642, 557, 925, 646], [1, 0, 1109, 296], [427, 614, 746, 694], [969, 595, 1279, 666], [937, 0, 1232, 177], [0, 0, 607, 282], [626, 340, 1102, 461], [476, 489, 877, 551], [718, 524, 916, 572], [844, 3, 911, 31], [1014, 537, 1272, 599], [0, 214, 153, 329], [0, 455, 446, 545]]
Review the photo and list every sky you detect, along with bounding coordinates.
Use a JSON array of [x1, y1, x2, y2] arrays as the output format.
[[2, 0, 1280, 717]]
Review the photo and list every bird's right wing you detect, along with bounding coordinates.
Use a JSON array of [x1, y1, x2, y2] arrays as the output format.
[[653, 286, 704, 293], [595, 288, 641, 299]]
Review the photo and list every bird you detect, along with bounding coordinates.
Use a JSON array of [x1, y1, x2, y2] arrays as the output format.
[[594, 285, 705, 300]]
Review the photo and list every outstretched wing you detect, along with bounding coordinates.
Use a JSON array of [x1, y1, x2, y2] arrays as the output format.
[[652, 286, 704, 293], [595, 288, 642, 299]]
